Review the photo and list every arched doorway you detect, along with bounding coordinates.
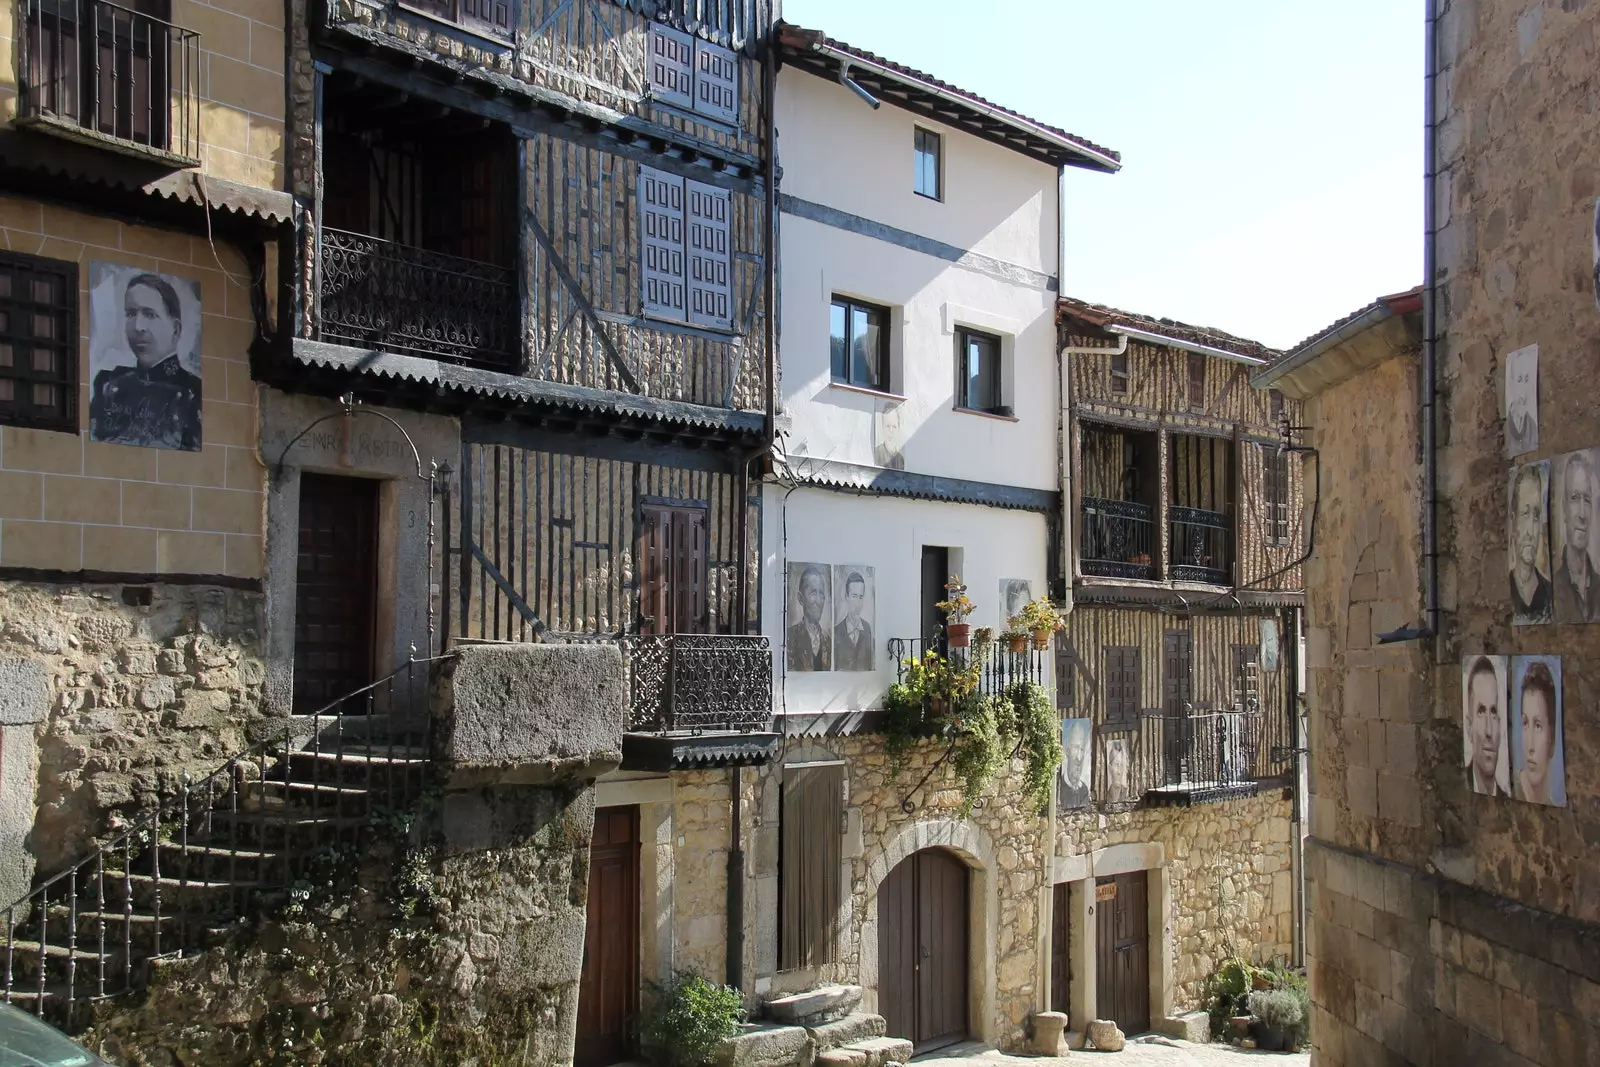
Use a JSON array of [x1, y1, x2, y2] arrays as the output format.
[[878, 847, 970, 1052]]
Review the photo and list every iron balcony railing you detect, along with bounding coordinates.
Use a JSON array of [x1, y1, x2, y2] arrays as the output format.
[[1170, 505, 1231, 585], [319, 227, 520, 369], [1131, 708, 1266, 805], [629, 634, 773, 734], [1080, 496, 1157, 580], [18, 0, 201, 161], [2, 656, 447, 1025], [887, 637, 1050, 697]]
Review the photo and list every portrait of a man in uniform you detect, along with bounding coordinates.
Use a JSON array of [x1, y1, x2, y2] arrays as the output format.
[[89, 263, 202, 452]]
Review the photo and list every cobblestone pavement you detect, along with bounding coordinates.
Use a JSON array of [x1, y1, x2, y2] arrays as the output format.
[[914, 1036, 1311, 1066]]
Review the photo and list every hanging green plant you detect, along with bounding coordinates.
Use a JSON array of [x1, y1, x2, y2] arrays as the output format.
[[1004, 680, 1063, 814], [948, 693, 1005, 815]]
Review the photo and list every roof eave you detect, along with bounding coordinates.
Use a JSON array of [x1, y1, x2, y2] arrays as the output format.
[[1105, 324, 1269, 367], [1253, 296, 1424, 400]]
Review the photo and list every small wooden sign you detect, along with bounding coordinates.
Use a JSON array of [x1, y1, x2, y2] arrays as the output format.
[[1096, 882, 1118, 902]]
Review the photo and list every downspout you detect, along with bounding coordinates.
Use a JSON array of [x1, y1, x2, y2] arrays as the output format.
[[728, 765, 745, 991], [763, 45, 779, 455], [1286, 605, 1305, 967], [1380, 0, 1441, 643]]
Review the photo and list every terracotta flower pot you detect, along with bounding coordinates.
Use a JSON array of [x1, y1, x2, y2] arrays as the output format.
[[947, 623, 971, 648], [1008, 634, 1028, 653], [1031, 628, 1053, 650]]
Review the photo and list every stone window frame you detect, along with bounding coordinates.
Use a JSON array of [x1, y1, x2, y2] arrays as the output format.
[[0, 250, 79, 435]]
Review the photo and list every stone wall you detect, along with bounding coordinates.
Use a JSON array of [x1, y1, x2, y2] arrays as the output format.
[[2, 579, 265, 888]]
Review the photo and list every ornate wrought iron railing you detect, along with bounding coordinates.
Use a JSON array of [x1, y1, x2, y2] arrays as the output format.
[[1080, 496, 1157, 580], [1170, 505, 1231, 585], [319, 227, 520, 368], [17, 0, 201, 161], [1, 656, 447, 1025], [629, 634, 773, 734], [887, 637, 1050, 697], [1132, 708, 1269, 806]]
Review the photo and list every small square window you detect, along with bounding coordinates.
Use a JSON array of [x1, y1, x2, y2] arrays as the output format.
[[914, 127, 942, 201], [829, 296, 889, 392], [1188, 351, 1205, 411], [0, 251, 77, 434], [957, 327, 1003, 414], [1111, 351, 1129, 395]]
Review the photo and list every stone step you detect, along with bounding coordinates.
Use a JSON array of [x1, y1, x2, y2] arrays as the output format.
[[763, 984, 862, 1025], [805, 1012, 885, 1052], [715, 1022, 810, 1067], [816, 1037, 912, 1067]]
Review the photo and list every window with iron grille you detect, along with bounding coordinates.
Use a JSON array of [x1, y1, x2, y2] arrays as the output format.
[[830, 296, 889, 392], [1188, 351, 1205, 411], [914, 127, 942, 200], [640, 166, 732, 330], [957, 327, 1003, 414], [648, 24, 738, 124], [1110, 350, 1129, 395], [1262, 443, 1290, 546], [0, 251, 78, 434], [1104, 646, 1140, 726]]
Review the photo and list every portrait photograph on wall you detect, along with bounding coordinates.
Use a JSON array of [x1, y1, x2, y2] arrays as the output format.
[[1102, 735, 1131, 805], [1511, 655, 1565, 807], [831, 564, 875, 672], [786, 562, 832, 672], [1461, 655, 1510, 797], [1505, 343, 1539, 457], [88, 262, 202, 452], [1552, 448, 1600, 623], [1593, 198, 1600, 313], [1001, 578, 1032, 623], [1509, 460, 1553, 625], [1058, 718, 1093, 811]]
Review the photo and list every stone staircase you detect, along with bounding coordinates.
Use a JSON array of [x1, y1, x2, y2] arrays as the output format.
[[1, 663, 438, 1025], [719, 985, 912, 1067]]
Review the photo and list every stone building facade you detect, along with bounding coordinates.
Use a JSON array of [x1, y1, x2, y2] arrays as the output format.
[[1257, 0, 1600, 1050]]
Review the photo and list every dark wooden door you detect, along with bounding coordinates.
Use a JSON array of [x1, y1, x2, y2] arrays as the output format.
[[920, 546, 950, 648], [879, 848, 969, 1053], [1050, 882, 1071, 1014], [1162, 629, 1194, 782], [577, 806, 640, 1067], [1095, 871, 1150, 1034], [639, 502, 709, 635], [292, 474, 378, 712]]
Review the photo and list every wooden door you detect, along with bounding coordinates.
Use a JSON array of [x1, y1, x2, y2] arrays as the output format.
[[1095, 871, 1150, 1034], [292, 474, 378, 712], [1050, 882, 1070, 1014], [577, 806, 640, 1067], [639, 502, 708, 635], [1162, 629, 1194, 782], [879, 848, 969, 1053]]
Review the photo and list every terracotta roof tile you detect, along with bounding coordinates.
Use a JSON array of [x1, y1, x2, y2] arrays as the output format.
[[1056, 296, 1278, 362]]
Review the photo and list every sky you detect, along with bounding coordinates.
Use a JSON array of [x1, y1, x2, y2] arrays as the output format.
[[781, 0, 1423, 351]]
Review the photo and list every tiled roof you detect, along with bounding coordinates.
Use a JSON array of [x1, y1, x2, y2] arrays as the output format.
[[1273, 285, 1426, 366], [1057, 296, 1279, 363]]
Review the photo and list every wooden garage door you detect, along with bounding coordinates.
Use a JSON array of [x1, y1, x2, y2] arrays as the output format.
[[879, 848, 969, 1053], [292, 474, 378, 712], [577, 806, 640, 1067], [1095, 870, 1150, 1034]]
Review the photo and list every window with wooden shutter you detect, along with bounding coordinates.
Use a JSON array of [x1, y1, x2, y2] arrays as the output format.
[[648, 24, 695, 110], [1262, 443, 1290, 546], [1110, 351, 1129, 395], [639, 501, 708, 634], [1188, 352, 1205, 411], [1104, 646, 1140, 726], [780, 763, 842, 971], [686, 180, 732, 330], [459, 0, 512, 39], [693, 38, 739, 123], [640, 166, 687, 323]]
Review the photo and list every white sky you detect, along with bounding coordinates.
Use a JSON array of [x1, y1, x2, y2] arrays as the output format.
[[781, 0, 1423, 350]]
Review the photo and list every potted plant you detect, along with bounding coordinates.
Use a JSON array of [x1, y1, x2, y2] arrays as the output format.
[[1000, 628, 1028, 654], [937, 576, 976, 648], [1011, 596, 1064, 650], [1246, 988, 1303, 1052]]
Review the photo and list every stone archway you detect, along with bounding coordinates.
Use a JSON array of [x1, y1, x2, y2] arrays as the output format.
[[860, 819, 998, 1043]]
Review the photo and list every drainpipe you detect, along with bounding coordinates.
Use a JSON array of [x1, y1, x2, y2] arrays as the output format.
[[763, 46, 779, 456], [728, 765, 745, 992], [1286, 605, 1305, 967], [1380, 0, 1441, 644]]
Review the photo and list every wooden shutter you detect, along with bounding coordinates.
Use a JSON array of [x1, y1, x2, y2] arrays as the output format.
[[648, 24, 695, 110], [640, 167, 687, 322], [459, 0, 513, 37], [1162, 630, 1193, 716], [1105, 647, 1139, 725], [669, 506, 708, 634], [693, 38, 739, 123], [686, 180, 732, 330], [1188, 352, 1205, 411], [780, 765, 842, 970], [639, 505, 670, 635], [639, 502, 708, 635], [1263, 445, 1290, 545]]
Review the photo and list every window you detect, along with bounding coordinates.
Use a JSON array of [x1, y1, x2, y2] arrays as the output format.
[[1232, 644, 1260, 712], [1269, 388, 1285, 424], [0, 251, 78, 434], [1110, 351, 1129, 395], [648, 24, 738, 124], [957, 328, 1003, 414], [1188, 351, 1205, 411], [914, 127, 942, 200], [779, 763, 842, 970], [829, 296, 889, 391], [1104, 646, 1140, 726], [640, 166, 733, 330], [401, 0, 513, 40], [1263, 443, 1290, 546]]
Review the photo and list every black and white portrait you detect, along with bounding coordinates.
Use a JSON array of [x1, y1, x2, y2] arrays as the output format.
[[1553, 448, 1600, 623], [786, 563, 832, 673], [1260, 617, 1280, 673], [1511, 655, 1565, 807], [832, 564, 875, 672], [1461, 655, 1509, 797], [1509, 461, 1554, 625], [1103, 736, 1131, 805], [1592, 198, 1600, 313], [1057, 718, 1092, 811], [1001, 579, 1032, 624], [1505, 344, 1539, 457], [88, 262, 202, 452]]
